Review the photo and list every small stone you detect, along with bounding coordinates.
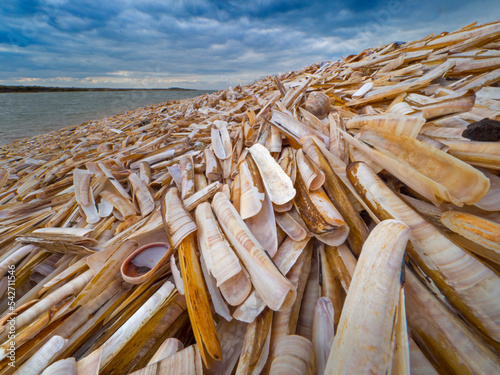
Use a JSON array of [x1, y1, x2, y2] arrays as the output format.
[[304, 92, 330, 118], [462, 118, 500, 142]]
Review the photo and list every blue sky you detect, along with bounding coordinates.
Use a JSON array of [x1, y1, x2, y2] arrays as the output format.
[[0, 0, 499, 89]]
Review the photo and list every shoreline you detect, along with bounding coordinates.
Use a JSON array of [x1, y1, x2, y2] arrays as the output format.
[[0, 89, 220, 150], [0, 86, 204, 93], [0, 89, 216, 147]]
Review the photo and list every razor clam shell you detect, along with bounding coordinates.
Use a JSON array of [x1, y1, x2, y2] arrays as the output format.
[[405, 269, 500, 374], [296, 149, 325, 191], [328, 111, 349, 164], [96, 161, 132, 200], [73, 168, 100, 224], [16, 232, 98, 255], [474, 168, 500, 211], [275, 211, 308, 241], [130, 345, 203, 375], [299, 107, 328, 134], [97, 281, 176, 366], [391, 288, 411, 375], [163, 187, 197, 248], [97, 197, 114, 217], [212, 192, 294, 312], [249, 143, 296, 206], [346, 113, 425, 138], [236, 308, 273, 375], [120, 242, 172, 284], [129, 172, 155, 217], [440, 210, 500, 253], [212, 121, 233, 160], [204, 148, 221, 180], [170, 254, 185, 294], [239, 156, 265, 220], [195, 202, 243, 287], [99, 189, 138, 218], [417, 91, 475, 119], [233, 237, 310, 323], [294, 173, 349, 246], [178, 233, 222, 365], [179, 154, 195, 200], [215, 266, 251, 307], [147, 338, 184, 365], [325, 220, 410, 375], [312, 297, 335, 375], [301, 137, 369, 256], [297, 249, 320, 340], [443, 140, 500, 170], [348, 161, 500, 343], [344, 128, 490, 206], [271, 109, 329, 145], [183, 181, 220, 212], [278, 146, 297, 184], [15, 335, 68, 375], [244, 186, 278, 257], [41, 358, 76, 375], [0, 244, 37, 277], [269, 335, 316, 375], [318, 243, 343, 328], [198, 251, 232, 321]]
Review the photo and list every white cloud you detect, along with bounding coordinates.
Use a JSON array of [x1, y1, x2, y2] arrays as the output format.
[[1, 0, 499, 89]]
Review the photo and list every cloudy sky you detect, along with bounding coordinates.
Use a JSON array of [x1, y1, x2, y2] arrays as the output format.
[[0, 0, 498, 89]]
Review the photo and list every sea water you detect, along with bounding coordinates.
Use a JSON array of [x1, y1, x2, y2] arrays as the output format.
[[0, 89, 212, 145]]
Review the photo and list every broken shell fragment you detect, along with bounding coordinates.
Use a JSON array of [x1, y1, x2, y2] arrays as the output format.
[[249, 143, 296, 206]]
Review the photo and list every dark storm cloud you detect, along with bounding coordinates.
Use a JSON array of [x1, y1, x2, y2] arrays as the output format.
[[0, 0, 498, 88]]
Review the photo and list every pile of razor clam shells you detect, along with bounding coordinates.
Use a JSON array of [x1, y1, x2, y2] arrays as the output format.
[[1, 20, 500, 375]]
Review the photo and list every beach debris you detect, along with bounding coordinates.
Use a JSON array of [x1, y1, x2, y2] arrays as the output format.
[[0, 20, 499, 374]]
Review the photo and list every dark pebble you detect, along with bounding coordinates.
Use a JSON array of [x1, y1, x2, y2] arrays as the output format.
[[462, 118, 500, 142]]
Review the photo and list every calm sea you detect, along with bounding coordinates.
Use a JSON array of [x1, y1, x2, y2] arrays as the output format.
[[0, 89, 212, 146]]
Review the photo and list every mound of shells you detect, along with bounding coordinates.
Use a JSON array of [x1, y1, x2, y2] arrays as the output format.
[[0, 20, 500, 375]]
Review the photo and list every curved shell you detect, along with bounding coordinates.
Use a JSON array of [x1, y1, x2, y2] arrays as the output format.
[[346, 113, 425, 138], [296, 149, 325, 191], [344, 128, 490, 206], [120, 242, 172, 284], [239, 156, 265, 220], [179, 154, 195, 200], [163, 188, 197, 248], [405, 270, 500, 374], [347, 161, 500, 343], [249, 144, 296, 206], [440, 211, 500, 253], [212, 192, 293, 311], [442, 140, 500, 170], [195, 202, 244, 287], [326, 220, 410, 375], [294, 173, 349, 246], [73, 168, 100, 224], [270, 335, 315, 375], [41, 358, 76, 375]]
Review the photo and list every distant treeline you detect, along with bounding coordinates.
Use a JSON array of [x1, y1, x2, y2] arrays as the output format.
[[0, 85, 199, 93]]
